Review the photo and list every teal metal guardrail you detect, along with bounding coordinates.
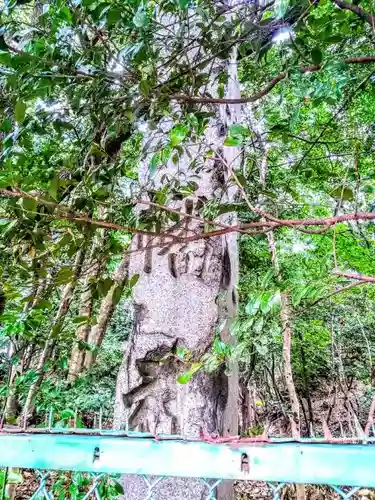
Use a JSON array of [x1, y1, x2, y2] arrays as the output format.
[[0, 429, 375, 498], [1, 431, 375, 486]]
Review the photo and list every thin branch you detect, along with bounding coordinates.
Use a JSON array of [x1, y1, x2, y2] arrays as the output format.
[[332, 0, 375, 27], [243, 212, 375, 229], [7, 45, 115, 81], [171, 56, 375, 104], [310, 281, 368, 308]]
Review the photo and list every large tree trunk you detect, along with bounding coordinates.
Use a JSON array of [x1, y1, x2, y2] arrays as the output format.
[[114, 51, 241, 500]]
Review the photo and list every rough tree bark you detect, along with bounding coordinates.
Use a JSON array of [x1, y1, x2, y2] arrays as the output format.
[[114, 47, 241, 500], [21, 247, 86, 425]]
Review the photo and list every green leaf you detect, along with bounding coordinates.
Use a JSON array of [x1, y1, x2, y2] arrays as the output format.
[[60, 408, 75, 420], [72, 316, 90, 325], [235, 172, 246, 187], [15, 100, 26, 124], [139, 79, 150, 96], [269, 291, 281, 313], [170, 124, 188, 146], [177, 362, 202, 384], [1, 118, 12, 133], [59, 6, 73, 24], [112, 285, 123, 305], [329, 186, 354, 201], [98, 278, 113, 297], [61, 356, 68, 370], [274, 0, 289, 18], [51, 322, 62, 339], [260, 291, 274, 314], [245, 296, 261, 316], [34, 299, 52, 310], [55, 267, 74, 285], [261, 10, 273, 21], [133, 6, 148, 27], [0, 35, 8, 51], [325, 35, 342, 43], [229, 124, 248, 137], [176, 346, 186, 360], [178, 0, 189, 8], [129, 273, 140, 288], [113, 481, 124, 495], [149, 152, 161, 177], [311, 48, 323, 65], [177, 372, 192, 384], [224, 136, 241, 147], [19, 197, 37, 214], [107, 8, 122, 26]]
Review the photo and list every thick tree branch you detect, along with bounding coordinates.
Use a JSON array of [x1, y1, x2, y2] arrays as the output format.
[[172, 56, 375, 104], [7, 45, 116, 81], [136, 199, 251, 235], [0, 189, 177, 241], [333, 271, 375, 283], [332, 0, 375, 26], [1, 189, 375, 244]]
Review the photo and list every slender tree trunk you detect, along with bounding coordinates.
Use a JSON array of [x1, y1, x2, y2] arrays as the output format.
[[68, 258, 101, 382], [83, 252, 129, 371], [69, 209, 108, 379], [297, 331, 314, 430], [280, 292, 301, 438], [259, 146, 306, 500], [4, 274, 47, 421], [4, 342, 19, 422], [21, 247, 86, 425]]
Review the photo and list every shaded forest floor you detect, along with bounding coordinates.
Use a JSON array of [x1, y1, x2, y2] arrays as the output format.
[[235, 483, 375, 499]]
